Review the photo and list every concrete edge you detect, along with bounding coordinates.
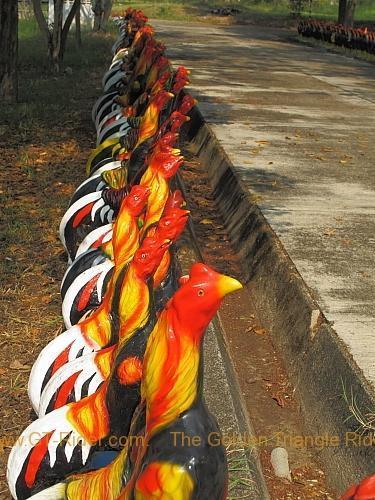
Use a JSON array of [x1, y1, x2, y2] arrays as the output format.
[[184, 105, 375, 493], [176, 173, 271, 499]]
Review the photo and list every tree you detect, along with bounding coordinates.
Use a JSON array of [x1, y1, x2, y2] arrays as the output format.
[[338, 0, 357, 26], [93, 0, 113, 32], [32, 0, 81, 71], [0, 0, 18, 102]]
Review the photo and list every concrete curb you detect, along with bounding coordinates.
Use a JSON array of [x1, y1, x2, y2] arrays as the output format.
[[185, 105, 375, 492], [176, 174, 271, 499], [176, 222, 271, 499]]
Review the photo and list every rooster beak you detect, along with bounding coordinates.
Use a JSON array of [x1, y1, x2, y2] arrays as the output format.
[[217, 275, 243, 297]]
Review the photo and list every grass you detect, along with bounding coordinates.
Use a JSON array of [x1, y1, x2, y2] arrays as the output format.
[[112, 0, 375, 25], [226, 446, 255, 499], [342, 381, 375, 435]]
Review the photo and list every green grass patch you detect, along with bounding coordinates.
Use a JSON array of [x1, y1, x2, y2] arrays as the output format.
[[112, 0, 375, 25]]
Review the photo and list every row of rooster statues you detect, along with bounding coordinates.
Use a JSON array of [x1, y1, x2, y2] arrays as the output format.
[[298, 20, 375, 55], [6, 8, 243, 499], [6, 7, 375, 500]]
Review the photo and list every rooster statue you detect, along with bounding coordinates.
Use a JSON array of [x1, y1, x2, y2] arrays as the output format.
[[60, 141, 183, 327], [60, 184, 149, 328], [12, 264, 242, 500]]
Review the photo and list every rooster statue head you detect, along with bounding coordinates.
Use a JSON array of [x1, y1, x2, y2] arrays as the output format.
[[163, 189, 185, 213], [132, 236, 171, 280], [179, 94, 197, 115], [173, 263, 243, 338], [154, 206, 189, 243], [122, 184, 150, 216], [148, 148, 184, 179]]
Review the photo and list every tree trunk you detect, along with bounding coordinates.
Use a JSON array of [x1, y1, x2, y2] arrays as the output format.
[[338, 0, 347, 24], [338, 0, 356, 26], [92, 0, 103, 31], [75, 0, 81, 47], [52, 0, 64, 71], [32, 0, 53, 62], [60, 0, 80, 56], [102, 0, 113, 31], [345, 0, 357, 27], [0, 0, 18, 102], [92, 0, 112, 32], [32, 0, 81, 71]]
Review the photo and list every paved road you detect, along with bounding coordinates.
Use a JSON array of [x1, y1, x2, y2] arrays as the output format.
[[155, 20, 375, 387]]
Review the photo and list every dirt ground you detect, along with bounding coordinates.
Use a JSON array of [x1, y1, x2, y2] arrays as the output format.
[[0, 31, 116, 498]]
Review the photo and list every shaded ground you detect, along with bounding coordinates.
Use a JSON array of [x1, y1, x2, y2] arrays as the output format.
[[0, 30, 114, 498]]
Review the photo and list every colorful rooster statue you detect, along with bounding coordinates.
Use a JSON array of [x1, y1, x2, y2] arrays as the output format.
[[61, 184, 149, 328], [14, 264, 241, 500], [60, 139, 183, 327]]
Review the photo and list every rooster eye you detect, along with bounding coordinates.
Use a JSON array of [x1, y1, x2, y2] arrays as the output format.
[[134, 196, 139, 201], [198, 289, 204, 297]]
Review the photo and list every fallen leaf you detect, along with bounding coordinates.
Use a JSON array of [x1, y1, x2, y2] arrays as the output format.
[[323, 228, 336, 237], [199, 218, 214, 225], [254, 327, 268, 335], [247, 326, 268, 335], [255, 140, 269, 145], [271, 392, 286, 407], [10, 360, 30, 370], [41, 295, 53, 304], [339, 159, 347, 165], [268, 161, 274, 165], [0, 368, 6, 375], [341, 239, 351, 246]]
